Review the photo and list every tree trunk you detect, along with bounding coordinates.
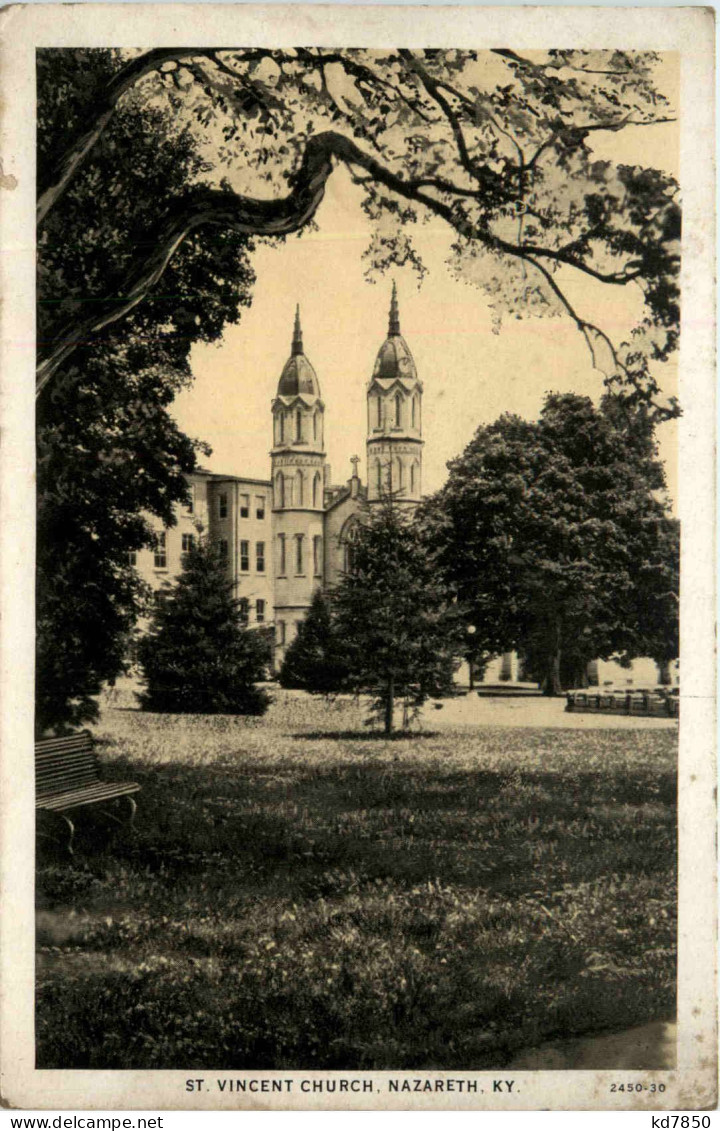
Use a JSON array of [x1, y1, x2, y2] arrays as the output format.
[[385, 676, 395, 735], [543, 622, 563, 696]]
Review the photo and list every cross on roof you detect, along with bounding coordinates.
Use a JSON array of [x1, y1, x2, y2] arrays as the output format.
[[350, 455, 360, 476]]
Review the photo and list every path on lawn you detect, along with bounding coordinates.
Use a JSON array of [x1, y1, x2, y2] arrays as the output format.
[[509, 1018, 676, 1069], [419, 692, 678, 731]]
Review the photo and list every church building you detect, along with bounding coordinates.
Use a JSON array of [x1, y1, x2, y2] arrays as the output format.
[[134, 285, 424, 668]]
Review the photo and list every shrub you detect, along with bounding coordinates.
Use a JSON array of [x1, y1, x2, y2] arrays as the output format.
[[278, 590, 348, 693]]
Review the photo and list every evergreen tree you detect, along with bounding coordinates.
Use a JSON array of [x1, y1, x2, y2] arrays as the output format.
[[331, 501, 463, 734], [278, 590, 348, 693], [138, 540, 270, 715]]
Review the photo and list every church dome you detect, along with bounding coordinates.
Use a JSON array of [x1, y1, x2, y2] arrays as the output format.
[[277, 307, 320, 398], [372, 282, 417, 382]]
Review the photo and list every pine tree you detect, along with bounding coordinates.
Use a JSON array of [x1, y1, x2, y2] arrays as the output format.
[[278, 589, 348, 693], [137, 539, 271, 715], [331, 500, 464, 734]]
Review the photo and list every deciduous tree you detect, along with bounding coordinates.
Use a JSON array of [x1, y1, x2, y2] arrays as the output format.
[[421, 393, 679, 695], [37, 48, 679, 420], [36, 50, 256, 732]]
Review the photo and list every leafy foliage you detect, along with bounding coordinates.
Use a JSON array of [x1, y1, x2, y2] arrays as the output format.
[[421, 393, 679, 694], [278, 589, 349, 693], [331, 501, 463, 732], [36, 50, 256, 732], [137, 539, 270, 715], [38, 49, 679, 418]]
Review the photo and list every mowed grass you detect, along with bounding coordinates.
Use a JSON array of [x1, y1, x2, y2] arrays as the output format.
[[36, 691, 677, 1070]]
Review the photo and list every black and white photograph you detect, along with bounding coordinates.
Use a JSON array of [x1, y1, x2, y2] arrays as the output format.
[[0, 3, 715, 1113]]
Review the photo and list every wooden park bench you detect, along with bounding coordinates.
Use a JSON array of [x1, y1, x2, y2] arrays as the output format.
[[36, 730, 140, 855]]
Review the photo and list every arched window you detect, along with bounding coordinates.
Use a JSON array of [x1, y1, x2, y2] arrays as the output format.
[[395, 457, 404, 490], [395, 393, 402, 428], [313, 411, 318, 441], [296, 409, 302, 442], [312, 471, 321, 508], [296, 469, 304, 506], [411, 461, 418, 494], [341, 518, 360, 574], [278, 413, 285, 443], [377, 396, 382, 428], [411, 395, 416, 429], [275, 472, 284, 508], [375, 458, 382, 494]]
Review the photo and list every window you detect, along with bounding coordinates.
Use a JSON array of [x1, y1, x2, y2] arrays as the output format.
[[256, 599, 266, 624], [376, 459, 382, 493], [395, 457, 404, 489], [377, 396, 382, 428], [240, 493, 249, 519], [218, 492, 228, 519], [342, 522, 359, 574], [218, 538, 228, 561], [295, 533, 304, 574], [276, 473, 284, 509], [395, 392, 402, 427], [182, 533, 195, 553], [126, 550, 137, 566], [312, 471, 321, 508], [296, 469, 304, 506], [295, 409, 302, 442], [278, 533, 286, 575], [239, 598, 250, 625], [278, 413, 285, 443], [256, 541, 265, 573], [411, 396, 416, 429], [313, 535, 322, 577], [154, 532, 167, 569], [277, 620, 286, 646], [256, 496, 265, 520], [240, 540, 250, 572], [185, 486, 194, 515], [313, 411, 318, 441], [154, 588, 170, 608]]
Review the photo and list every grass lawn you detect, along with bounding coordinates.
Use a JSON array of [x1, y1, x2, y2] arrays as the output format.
[[36, 691, 677, 1070]]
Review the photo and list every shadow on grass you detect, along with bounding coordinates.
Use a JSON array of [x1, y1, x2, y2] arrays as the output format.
[[289, 730, 442, 741], [36, 727, 678, 1071], [38, 737, 677, 906]]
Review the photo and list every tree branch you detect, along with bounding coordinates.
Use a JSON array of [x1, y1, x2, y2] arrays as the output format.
[[37, 46, 277, 226]]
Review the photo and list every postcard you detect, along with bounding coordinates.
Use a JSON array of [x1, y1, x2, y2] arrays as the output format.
[[0, 3, 715, 1112]]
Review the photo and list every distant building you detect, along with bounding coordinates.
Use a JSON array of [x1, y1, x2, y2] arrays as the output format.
[[134, 284, 424, 668], [133, 283, 672, 689]]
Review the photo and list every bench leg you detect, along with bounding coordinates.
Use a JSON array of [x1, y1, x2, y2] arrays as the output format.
[[99, 796, 138, 832], [61, 814, 76, 856], [126, 795, 137, 831]]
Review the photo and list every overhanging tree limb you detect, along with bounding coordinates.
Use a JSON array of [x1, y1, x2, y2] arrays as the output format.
[[37, 125, 671, 396]]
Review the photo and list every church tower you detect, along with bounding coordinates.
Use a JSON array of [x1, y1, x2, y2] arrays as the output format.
[[271, 307, 326, 655], [366, 283, 423, 504]]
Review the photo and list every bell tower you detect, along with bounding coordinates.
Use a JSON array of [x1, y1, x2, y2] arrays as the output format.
[[366, 283, 423, 504], [271, 306, 326, 659]]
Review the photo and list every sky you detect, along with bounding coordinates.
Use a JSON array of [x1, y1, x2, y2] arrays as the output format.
[[171, 64, 679, 504]]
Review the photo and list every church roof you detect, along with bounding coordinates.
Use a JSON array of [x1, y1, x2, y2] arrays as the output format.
[[277, 306, 321, 398], [373, 282, 417, 383]]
